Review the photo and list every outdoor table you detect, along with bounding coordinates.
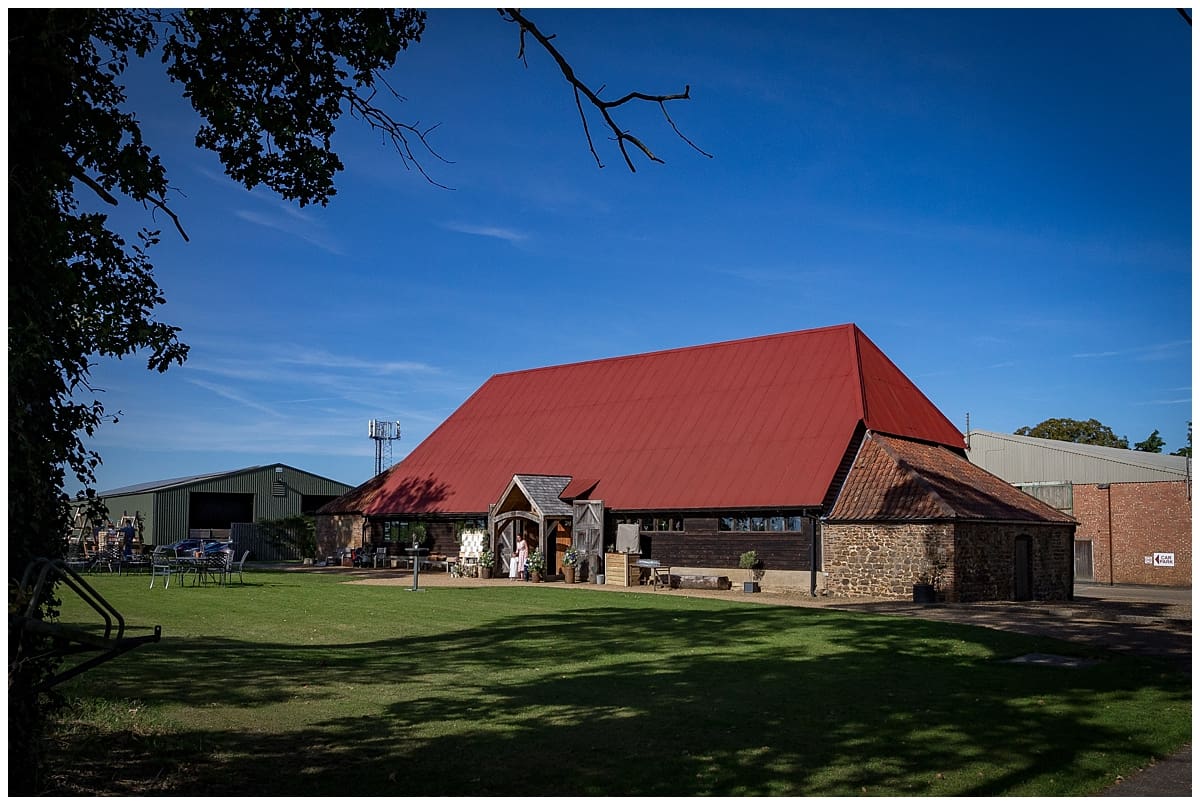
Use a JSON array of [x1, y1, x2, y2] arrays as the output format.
[[636, 559, 671, 590]]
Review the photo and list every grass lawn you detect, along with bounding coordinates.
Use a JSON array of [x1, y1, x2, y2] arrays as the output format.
[[42, 569, 1189, 796]]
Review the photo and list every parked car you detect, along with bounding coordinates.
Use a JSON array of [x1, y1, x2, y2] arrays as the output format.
[[162, 538, 229, 555]]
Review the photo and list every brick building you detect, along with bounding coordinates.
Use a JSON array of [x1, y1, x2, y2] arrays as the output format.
[[967, 430, 1191, 587], [320, 325, 1074, 600]]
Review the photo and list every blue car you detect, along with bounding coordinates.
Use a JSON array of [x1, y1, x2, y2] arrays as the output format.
[[162, 538, 228, 555]]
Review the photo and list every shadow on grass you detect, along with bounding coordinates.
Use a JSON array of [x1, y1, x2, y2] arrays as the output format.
[[833, 596, 1192, 667], [45, 596, 1189, 796]]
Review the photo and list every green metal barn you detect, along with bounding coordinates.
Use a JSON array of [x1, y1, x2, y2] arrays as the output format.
[[81, 464, 353, 549]]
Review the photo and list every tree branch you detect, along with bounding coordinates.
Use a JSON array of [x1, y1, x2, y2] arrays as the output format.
[[342, 83, 455, 190], [71, 165, 190, 242], [498, 8, 712, 172]]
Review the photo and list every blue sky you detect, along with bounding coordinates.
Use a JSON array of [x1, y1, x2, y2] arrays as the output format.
[[78, 8, 1192, 494]]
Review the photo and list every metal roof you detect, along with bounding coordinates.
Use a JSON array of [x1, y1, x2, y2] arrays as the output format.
[[829, 433, 1076, 524], [96, 463, 349, 498], [96, 467, 266, 497], [967, 430, 1191, 485], [328, 324, 966, 516]]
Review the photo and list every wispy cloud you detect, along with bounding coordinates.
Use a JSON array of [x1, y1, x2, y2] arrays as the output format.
[[441, 222, 528, 243], [234, 208, 344, 255], [186, 378, 282, 417], [1071, 340, 1191, 360], [279, 348, 438, 376]]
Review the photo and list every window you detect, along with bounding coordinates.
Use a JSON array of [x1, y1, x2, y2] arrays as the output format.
[[626, 514, 684, 531], [381, 520, 408, 543], [718, 512, 809, 532]]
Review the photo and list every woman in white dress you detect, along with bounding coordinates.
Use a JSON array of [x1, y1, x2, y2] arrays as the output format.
[[515, 535, 530, 580]]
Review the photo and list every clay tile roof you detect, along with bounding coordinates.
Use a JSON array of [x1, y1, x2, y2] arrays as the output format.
[[828, 433, 1077, 524]]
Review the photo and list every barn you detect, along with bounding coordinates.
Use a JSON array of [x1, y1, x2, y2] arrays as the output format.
[[318, 324, 1074, 600], [82, 464, 352, 551]]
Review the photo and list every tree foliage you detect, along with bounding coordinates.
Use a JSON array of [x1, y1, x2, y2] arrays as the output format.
[[10, 9, 701, 792], [1132, 429, 1166, 453], [1169, 422, 1192, 457], [1014, 418, 1129, 449], [257, 515, 317, 560]]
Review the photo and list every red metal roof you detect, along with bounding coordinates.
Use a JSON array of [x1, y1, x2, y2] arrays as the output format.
[[328, 324, 966, 516]]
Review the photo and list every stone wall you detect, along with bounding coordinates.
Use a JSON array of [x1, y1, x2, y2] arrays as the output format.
[[822, 522, 954, 598], [1073, 481, 1191, 587], [953, 522, 1073, 602], [823, 521, 1073, 601]]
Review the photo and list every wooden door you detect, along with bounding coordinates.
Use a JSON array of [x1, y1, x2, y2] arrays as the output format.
[[1014, 535, 1033, 601], [572, 500, 604, 578], [554, 522, 571, 574]]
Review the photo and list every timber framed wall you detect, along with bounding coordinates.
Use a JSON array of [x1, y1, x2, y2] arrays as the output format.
[[613, 514, 819, 572]]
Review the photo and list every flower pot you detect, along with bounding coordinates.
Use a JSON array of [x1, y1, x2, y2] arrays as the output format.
[[912, 583, 936, 604], [480, 566, 493, 579], [743, 581, 761, 593], [563, 566, 576, 584], [531, 571, 543, 583]]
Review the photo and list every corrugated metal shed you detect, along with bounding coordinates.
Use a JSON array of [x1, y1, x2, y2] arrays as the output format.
[[89, 464, 352, 546], [829, 433, 1075, 523], [967, 430, 1191, 485], [327, 324, 965, 516]]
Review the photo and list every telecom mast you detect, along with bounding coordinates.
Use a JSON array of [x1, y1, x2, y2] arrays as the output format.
[[368, 419, 402, 476]]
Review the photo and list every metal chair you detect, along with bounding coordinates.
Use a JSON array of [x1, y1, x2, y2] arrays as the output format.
[[149, 548, 176, 589], [225, 550, 250, 585]]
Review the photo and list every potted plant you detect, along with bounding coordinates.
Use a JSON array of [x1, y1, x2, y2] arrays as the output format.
[[528, 549, 546, 583], [913, 558, 945, 604], [739, 550, 763, 593], [561, 546, 580, 584], [478, 546, 495, 579]]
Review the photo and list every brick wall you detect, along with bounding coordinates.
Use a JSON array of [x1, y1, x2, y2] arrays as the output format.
[[1073, 481, 1191, 587], [823, 522, 954, 598], [316, 513, 365, 558]]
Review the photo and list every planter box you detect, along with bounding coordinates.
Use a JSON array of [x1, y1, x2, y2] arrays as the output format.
[[743, 581, 761, 593]]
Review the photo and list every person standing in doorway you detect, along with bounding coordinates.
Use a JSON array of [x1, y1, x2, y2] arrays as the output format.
[[517, 534, 530, 581]]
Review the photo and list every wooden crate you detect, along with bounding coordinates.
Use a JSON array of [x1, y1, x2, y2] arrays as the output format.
[[605, 552, 639, 586]]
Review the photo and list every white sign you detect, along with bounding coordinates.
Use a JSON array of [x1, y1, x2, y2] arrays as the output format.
[[1153, 553, 1175, 568], [1144, 556, 1153, 564]]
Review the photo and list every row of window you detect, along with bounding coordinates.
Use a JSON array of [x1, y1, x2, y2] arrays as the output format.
[[379, 514, 812, 538], [614, 516, 685, 532], [719, 515, 809, 533], [611, 514, 812, 533]]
